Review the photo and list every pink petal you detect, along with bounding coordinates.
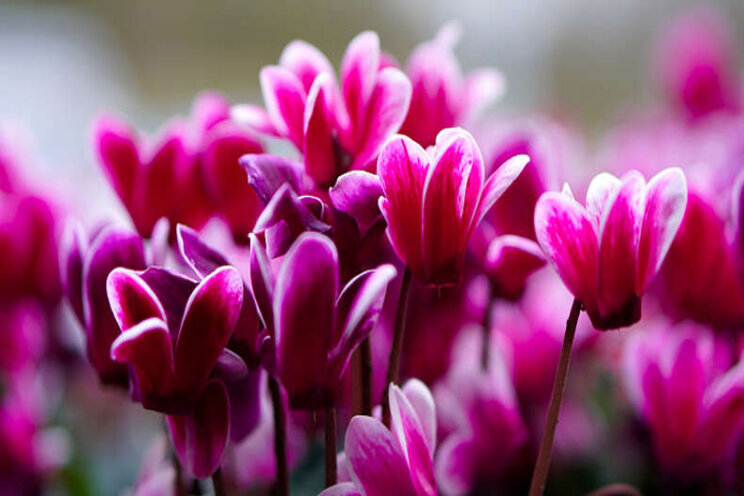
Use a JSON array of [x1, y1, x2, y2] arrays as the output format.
[[389, 385, 436, 496], [260, 66, 307, 148], [168, 380, 230, 479], [401, 379, 437, 456], [279, 40, 335, 93], [92, 114, 140, 208], [190, 91, 230, 133], [596, 172, 645, 320], [421, 128, 484, 284], [230, 104, 281, 137], [636, 167, 687, 293], [533, 192, 599, 311], [329, 171, 384, 235], [106, 268, 166, 332], [110, 317, 174, 407], [434, 433, 477, 496], [484, 235, 546, 300], [303, 73, 339, 187], [174, 267, 244, 394], [274, 233, 339, 408], [475, 153, 529, 224], [462, 68, 506, 121], [341, 31, 380, 132], [699, 362, 744, 467], [318, 482, 362, 496], [349, 68, 412, 172], [377, 135, 429, 275], [585, 172, 622, 228], [345, 416, 419, 496]]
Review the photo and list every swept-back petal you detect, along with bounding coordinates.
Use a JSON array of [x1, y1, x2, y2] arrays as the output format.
[[636, 167, 687, 293], [585, 172, 622, 228], [106, 268, 165, 332], [345, 416, 418, 496], [341, 31, 380, 130], [279, 40, 335, 93], [329, 171, 383, 235], [303, 74, 339, 187], [475, 153, 529, 224], [401, 379, 436, 456], [174, 267, 243, 393], [260, 66, 306, 148], [240, 153, 303, 205], [93, 114, 139, 207], [138, 267, 198, 338], [534, 192, 599, 311], [177, 224, 229, 279], [273, 233, 339, 408]]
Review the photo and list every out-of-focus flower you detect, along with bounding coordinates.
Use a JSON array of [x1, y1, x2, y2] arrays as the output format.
[[93, 92, 263, 241], [624, 322, 744, 479], [534, 168, 687, 329], [655, 7, 739, 120], [321, 380, 437, 496], [251, 232, 395, 409], [0, 301, 45, 375], [129, 434, 175, 496], [106, 264, 244, 477], [434, 330, 527, 495], [234, 31, 411, 188], [378, 128, 527, 286], [60, 223, 147, 386], [399, 23, 504, 147]]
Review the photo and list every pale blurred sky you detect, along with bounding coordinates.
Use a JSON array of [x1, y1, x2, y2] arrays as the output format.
[[1, 0, 742, 212]]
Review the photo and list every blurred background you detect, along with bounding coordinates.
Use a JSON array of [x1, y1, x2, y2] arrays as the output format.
[[1, 0, 743, 493]]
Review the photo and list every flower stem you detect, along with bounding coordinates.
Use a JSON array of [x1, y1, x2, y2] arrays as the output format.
[[324, 405, 337, 487], [269, 375, 289, 496], [360, 337, 373, 416], [528, 298, 582, 496], [211, 467, 226, 496], [481, 285, 495, 370], [381, 267, 413, 427]]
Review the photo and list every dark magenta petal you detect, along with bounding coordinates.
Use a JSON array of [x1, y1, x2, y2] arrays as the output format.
[[177, 224, 229, 279], [248, 233, 275, 333], [329, 171, 383, 235], [174, 266, 243, 394], [92, 114, 139, 210], [240, 153, 303, 205], [106, 268, 166, 331], [213, 349, 249, 383], [303, 73, 339, 187], [138, 267, 198, 339], [167, 380, 230, 479], [225, 368, 262, 442], [274, 233, 339, 409], [484, 235, 546, 300], [60, 220, 86, 324]]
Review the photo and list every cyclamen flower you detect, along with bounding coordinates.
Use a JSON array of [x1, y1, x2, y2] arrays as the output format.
[[106, 265, 244, 477], [234, 31, 411, 187], [60, 223, 147, 386], [321, 380, 437, 496], [250, 232, 396, 409], [399, 23, 504, 148], [534, 168, 687, 330], [624, 322, 744, 479], [94, 92, 263, 240], [378, 127, 528, 286]]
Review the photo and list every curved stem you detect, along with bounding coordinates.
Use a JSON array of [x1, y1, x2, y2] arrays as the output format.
[[381, 267, 413, 427], [211, 467, 226, 496], [269, 375, 289, 496], [360, 337, 373, 416], [324, 405, 337, 487], [528, 298, 582, 496]]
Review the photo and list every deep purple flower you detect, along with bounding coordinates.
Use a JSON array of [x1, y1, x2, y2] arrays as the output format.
[[400, 23, 504, 147], [234, 32, 411, 187], [378, 128, 528, 286], [624, 322, 744, 479], [60, 223, 147, 386], [321, 380, 437, 496], [534, 168, 687, 329]]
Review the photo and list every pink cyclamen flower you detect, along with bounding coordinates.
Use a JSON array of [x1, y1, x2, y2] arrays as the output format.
[[400, 22, 504, 147], [93, 92, 263, 240], [434, 330, 527, 495], [250, 232, 396, 409], [60, 223, 147, 386], [106, 265, 244, 478], [320, 379, 437, 496], [377, 127, 528, 286], [655, 7, 739, 120], [534, 168, 687, 330], [234, 31, 411, 188], [624, 322, 744, 479]]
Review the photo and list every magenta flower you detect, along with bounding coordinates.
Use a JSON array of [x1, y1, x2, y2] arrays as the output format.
[[234, 31, 411, 187], [320, 379, 437, 496], [106, 265, 244, 477], [250, 232, 396, 409], [434, 333, 527, 495], [624, 322, 744, 480], [60, 223, 147, 386], [378, 127, 528, 286], [93, 92, 263, 240], [400, 23, 504, 147], [655, 7, 739, 120], [534, 168, 687, 329], [0, 302, 45, 376]]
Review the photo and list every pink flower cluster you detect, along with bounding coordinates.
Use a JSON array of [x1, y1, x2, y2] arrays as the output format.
[[5, 7, 744, 495]]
